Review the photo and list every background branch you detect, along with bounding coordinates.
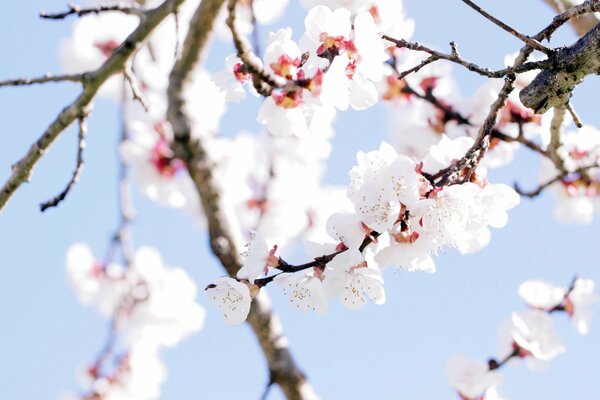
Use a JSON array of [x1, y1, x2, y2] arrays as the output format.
[[0, 0, 185, 213], [39, 113, 88, 211], [167, 1, 315, 398], [0, 73, 83, 87], [39, 2, 145, 19]]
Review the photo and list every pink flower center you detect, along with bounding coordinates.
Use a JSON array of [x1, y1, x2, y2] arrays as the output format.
[[233, 62, 250, 83], [317, 33, 356, 58], [94, 39, 120, 58], [149, 137, 184, 177], [270, 54, 301, 80], [272, 90, 303, 109]]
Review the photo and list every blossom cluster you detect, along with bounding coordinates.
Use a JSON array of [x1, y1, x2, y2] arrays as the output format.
[[206, 135, 520, 324], [65, 244, 205, 400], [446, 278, 597, 399]]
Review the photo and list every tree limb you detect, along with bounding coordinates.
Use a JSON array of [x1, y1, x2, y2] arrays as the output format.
[[0, 0, 185, 213], [461, 0, 552, 54], [166, 1, 315, 399], [520, 22, 600, 113], [543, 0, 600, 36]]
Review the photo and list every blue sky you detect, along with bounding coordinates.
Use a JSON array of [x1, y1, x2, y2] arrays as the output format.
[[1, 1, 599, 399]]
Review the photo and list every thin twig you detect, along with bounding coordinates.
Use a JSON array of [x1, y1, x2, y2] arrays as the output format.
[[123, 64, 149, 112], [491, 130, 547, 157], [542, 0, 600, 36], [515, 164, 599, 198], [397, 55, 439, 80], [461, 0, 553, 54], [515, 174, 564, 198], [39, 114, 88, 211], [383, 35, 549, 79], [565, 102, 583, 127], [0, 73, 84, 88], [40, 3, 145, 19]]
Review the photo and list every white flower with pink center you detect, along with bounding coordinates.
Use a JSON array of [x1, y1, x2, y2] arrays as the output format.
[[213, 54, 261, 102], [119, 247, 206, 347], [66, 243, 127, 316], [206, 277, 254, 326], [520, 279, 597, 335], [445, 354, 502, 400], [498, 310, 565, 370], [325, 248, 385, 309], [236, 233, 281, 284], [303, 6, 387, 110], [120, 118, 198, 209], [275, 268, 328, 313]]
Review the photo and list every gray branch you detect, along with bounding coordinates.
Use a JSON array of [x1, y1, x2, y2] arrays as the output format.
[[520, 22, 600, 113], [0, 0, 186, 212]]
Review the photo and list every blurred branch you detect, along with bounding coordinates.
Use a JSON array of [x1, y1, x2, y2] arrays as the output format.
[[0, 0, 185, 213], [39, 2, 145, 19], [543, 0, 600, 36], [0, 73, 84, 87], [39, 113, 88, 211], [167, 1, 315, 398]]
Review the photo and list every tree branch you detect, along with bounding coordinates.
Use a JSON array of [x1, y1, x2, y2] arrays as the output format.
[[39, 2, 145, 19], [166, 1, 315, 398], [543, 0, 600, 36], [461, 0, 553, 54], [0, 0, 185, 213], [520, 22, 600, 113], [383, 34, 549, 79], [39, 113, 88, 211], [0, 73, 84, 87]]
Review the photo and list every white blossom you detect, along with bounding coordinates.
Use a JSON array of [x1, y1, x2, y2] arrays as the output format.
[[206, 277, 253, 326]]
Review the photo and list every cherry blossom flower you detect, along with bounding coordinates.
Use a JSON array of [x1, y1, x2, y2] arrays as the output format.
[[120, 247, 206, 347], [498, 310, 565, 370], [520, 279, 598, 335], [213, 54, 262, 102], [206, 277, 254, 326], [519, 280, 566, 310], [303, 6, 388, 110], [60, 13, 139, 98], [236, 233, 281, 283], [538, 126, 600, 224], [87, 341, 166, 400], [445, 354, 502, 400], [325, 248, 385, 309], [120, 117, 199, 209], [66, 243, 127, 316], [275, 269, 328, 313]]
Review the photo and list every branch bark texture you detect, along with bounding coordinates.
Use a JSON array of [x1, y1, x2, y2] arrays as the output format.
[[167, 1, 315, 399], [0, 0, 185, 212], [520, 22, 600, 113]]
